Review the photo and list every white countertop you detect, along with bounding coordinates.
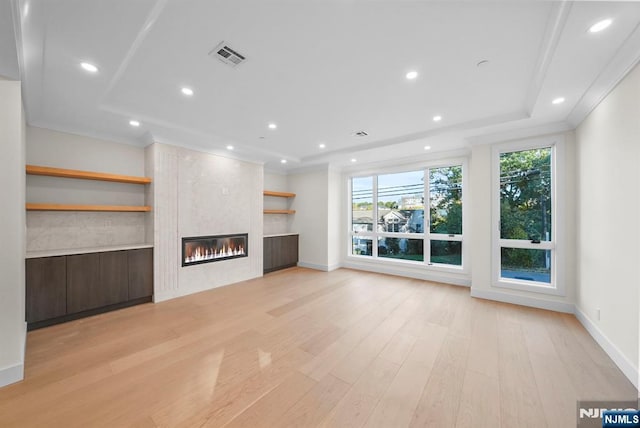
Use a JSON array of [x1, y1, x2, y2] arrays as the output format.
[[26, 243, 154, 259], [263, 233, 299, 238]]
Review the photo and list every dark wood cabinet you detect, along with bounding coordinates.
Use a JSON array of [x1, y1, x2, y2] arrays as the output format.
[[27, 247, 153, 330], [67, 253, 101, 313], [25, 256, 66, 323], [264, 235, 298, 273], [280, 235, 299, 268], [99, 251, 129, 307], [128, 248, 153, 300], [263, 236, 275, 272]]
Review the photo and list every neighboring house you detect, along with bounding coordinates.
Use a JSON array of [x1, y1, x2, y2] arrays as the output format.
[[352, 213, 374, 232], [405, 210, 424, 233], [382, 210, 406, 232]]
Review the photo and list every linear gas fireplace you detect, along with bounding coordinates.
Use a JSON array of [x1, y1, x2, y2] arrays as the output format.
[[182, 233, 248, 267]]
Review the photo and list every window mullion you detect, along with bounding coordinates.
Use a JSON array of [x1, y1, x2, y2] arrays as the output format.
[[372, 175, 378, 258], [425, 167, 431, 265]]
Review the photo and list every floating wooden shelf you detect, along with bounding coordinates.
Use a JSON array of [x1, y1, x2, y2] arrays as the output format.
[[263, 190, 296, 198], [26, 165, 152, 185], [263, 209, 296, 215], [26, 204, 151, 212]]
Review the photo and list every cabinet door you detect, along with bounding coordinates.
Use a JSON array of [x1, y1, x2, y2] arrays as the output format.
[[26, 256, 66, 323], [264, 235, 299, 273], [67, 253, 101, 313], [272, 237, 285, 269], [100, 251, 129, 306], [263, 237, 274, 272], [281, 235, 299, 267], [128, 248, 153, 299]]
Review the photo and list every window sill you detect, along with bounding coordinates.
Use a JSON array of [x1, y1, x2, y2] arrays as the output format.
[[346, 254, 467, 274], [493, 278, 564, 296], [344, 255, 470, 286]]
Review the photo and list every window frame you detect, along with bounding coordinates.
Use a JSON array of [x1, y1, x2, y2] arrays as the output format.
[[347, 158, 468, 272], [491, 136, 566, 296]]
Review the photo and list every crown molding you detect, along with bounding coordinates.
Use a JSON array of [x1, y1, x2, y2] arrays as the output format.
[[524, 1, 572, 115], [567, 21, 640, 127], [465, 121, 573, 146]]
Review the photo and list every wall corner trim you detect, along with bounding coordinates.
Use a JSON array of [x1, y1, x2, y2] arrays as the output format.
[[574, 307, 639, 389]]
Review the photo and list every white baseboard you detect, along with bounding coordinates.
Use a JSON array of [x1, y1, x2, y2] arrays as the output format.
[[342, 261, 471, 287], [0, 322, 26, 388], [574, 307, 639, 389], [154, 282, 231, 302], [297, 262, 333, 272], [470, 288, 575, 313], [326, 263, 342, 272], [0, 362, 24, 388]]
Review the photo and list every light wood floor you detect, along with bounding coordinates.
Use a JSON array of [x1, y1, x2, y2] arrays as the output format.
[[0, 268, 636, 427]]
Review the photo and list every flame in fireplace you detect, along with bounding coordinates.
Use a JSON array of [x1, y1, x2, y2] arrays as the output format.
[[184, 239, 246, 264]]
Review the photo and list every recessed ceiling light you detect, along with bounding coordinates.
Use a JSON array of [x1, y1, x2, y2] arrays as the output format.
[[406, 71, 418, 80], [280, 159, 287, 164], [80, 62, 98, 73], [226, 145, 234, 150], [268, 123, 277, 130], [589, 19, 612, 33], [433, 115, 442, 122], [319, 143, 326, 149], [424, 145, 431, 150], [351, 158, 357, 163], [181, 87, 194, 96], [552, 97, 565, 105], [129, 120, 140, 127]]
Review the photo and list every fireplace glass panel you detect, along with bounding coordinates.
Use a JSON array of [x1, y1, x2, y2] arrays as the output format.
[[182, 233, 248, 266]]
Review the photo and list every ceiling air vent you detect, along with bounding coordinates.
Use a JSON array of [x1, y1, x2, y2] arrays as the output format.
[[209, 41, 246, 67], [354, 131, 369, 137]]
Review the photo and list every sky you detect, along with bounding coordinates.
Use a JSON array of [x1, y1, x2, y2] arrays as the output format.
[[352, 171, 425, 203]]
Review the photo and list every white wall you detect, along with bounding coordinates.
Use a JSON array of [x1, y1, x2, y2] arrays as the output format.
[[289, 168, 330, 270], [263, 172, 291, 236], [264, 172, 288, 191], [469, 144, 493, 293], [469, 132, 577, 313], [575, 64, 640, 384], [0, 80, 26, 387], [27, 126, 145, 176], [150, 143, 263, 301], [327, 168, 343, 270], [25, 127, 148, 251]]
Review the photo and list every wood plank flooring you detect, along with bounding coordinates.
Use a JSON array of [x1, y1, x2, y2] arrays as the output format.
[[0, 267, 636, 427]]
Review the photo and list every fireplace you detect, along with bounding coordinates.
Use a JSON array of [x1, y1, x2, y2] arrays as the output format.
[[182, 233, 248, 267]]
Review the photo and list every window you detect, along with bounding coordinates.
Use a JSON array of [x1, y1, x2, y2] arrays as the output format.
[[492, 138, 564, 294], [350, 163, 464, 268], [429, 166, 463, 266], [351, 176, 374, 256]]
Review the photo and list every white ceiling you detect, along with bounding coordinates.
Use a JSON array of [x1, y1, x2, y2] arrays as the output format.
[[7, 0, 640, 171]]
